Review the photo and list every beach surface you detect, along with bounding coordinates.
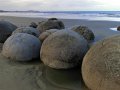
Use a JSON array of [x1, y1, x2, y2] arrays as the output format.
[[0, 16, 120, 41], [0, 16, 120, 90]]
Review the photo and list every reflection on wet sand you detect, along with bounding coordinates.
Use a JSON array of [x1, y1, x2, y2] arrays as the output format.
[[42, 66, 89, 90], [0, 52, 89, 90]]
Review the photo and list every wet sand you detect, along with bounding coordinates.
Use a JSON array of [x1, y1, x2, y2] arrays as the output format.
[[0, 16, 120, 90]]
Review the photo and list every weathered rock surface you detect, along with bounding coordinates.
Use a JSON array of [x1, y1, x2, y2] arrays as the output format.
[[82, 35, 120, 90], [37, 19, 65, 33], [71, 26, 95, 41], [12, 27, 40, 37], [2, 33, 41, 61], [29, 22, 38, 28], [40, 30, 88, 69], [0, 21, 17, 43]]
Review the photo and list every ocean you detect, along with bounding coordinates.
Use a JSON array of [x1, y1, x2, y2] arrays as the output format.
[[0, 11, 120, 21]]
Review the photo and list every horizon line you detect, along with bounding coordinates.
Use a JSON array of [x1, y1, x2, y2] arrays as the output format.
[[1, 10, 120, 12]]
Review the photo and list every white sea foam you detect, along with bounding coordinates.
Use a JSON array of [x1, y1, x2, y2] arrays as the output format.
[[110, 28, 118, 31]]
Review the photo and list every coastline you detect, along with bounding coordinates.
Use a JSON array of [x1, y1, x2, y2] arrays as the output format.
[[0, 15, 120, 42], [0, 16, 120, 90]]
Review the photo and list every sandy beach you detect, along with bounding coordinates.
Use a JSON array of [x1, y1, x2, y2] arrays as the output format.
[[0, 16, 120, 42], [0, 16, 120, 90]]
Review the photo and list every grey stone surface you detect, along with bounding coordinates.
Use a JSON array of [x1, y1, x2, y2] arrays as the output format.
[[12, 27, 40, 37], [2, 33, 41, 61], [0, 21, 17, 43]]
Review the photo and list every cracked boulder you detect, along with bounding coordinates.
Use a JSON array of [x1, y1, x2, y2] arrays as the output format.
[[82, 35, 120, 90], [71, 26, 95, 41], [2, 33, 41, 61], [40, 30, 88, 69], [37, 19, 65, 33]]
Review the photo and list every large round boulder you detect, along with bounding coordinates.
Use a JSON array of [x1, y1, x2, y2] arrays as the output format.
[[37, 19, 65, 33], [40, 30, 88, 69], [0, 21, 17, 43], [82, 35, 120, 90], [2, 33, 41, 61], [71, 26, 95, 41], [39, 29, 59, 42], [12, 27, 40, 37]]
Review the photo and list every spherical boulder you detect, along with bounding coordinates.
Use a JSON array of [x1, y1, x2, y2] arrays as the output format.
[[2, 33, 41, 61], [37, 19, 65, 33], [39, 29, 59, 42], [82, 35, 120, 90], [12, 27, 40, 37], [40, 30, 88, 69], [29, 22, 38, 28], [71, 26, 95, 41], [0, 21, 17, 43]]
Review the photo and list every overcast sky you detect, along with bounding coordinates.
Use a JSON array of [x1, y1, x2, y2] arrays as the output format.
[[0, 0, 120, 11]]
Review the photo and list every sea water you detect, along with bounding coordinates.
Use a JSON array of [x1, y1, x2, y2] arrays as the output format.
[[1, 11, 120, 21]]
